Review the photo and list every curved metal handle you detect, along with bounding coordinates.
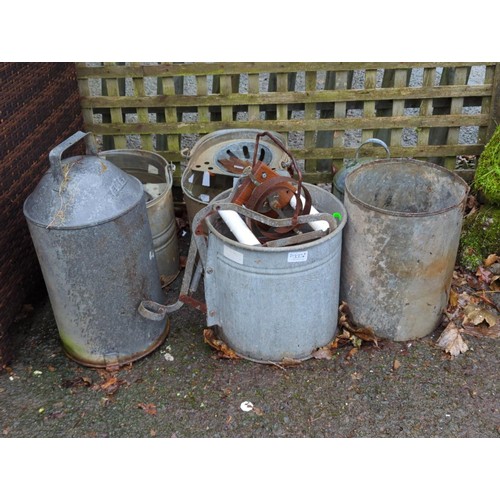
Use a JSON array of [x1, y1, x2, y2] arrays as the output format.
[[49, 131, 99, 171], [180, 148, 191, 159], [138, 300, 169, 321], [49, 131, 99, 184], [355, 138, 390, 160]]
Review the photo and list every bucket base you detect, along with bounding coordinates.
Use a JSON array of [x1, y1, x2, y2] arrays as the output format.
[[62, 318, 171, 369], [213, 326, 335, 365]]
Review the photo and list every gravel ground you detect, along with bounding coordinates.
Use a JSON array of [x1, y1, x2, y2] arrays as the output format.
[[1, 226, 498, 440]]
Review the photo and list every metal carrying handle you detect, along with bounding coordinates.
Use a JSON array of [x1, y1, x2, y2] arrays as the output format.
[[49, 131, 99, 183], [138, 300, 169, 321], [355, 138, 390, 160]]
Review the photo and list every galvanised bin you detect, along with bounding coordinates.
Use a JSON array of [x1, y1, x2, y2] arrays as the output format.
[[340, 158, 469, 341], [23, 132, 169, 368]]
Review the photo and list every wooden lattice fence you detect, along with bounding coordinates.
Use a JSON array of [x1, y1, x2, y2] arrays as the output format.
[[76, 62, 500, 185]]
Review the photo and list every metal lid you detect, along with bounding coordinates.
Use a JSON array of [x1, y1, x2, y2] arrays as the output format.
[[183, 129, 289, 176], [24, 132, 144, 229]]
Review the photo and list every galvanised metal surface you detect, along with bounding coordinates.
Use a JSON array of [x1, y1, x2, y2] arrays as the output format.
[[98, 149, 179, 279], [202, 183, 347, 363], [181, 129, 288, 225], [340, 158, 469, 342], [23, 132, 169, 368]]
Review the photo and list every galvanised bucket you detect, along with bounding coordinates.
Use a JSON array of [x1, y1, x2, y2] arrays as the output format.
[[98, 149, 179, 281], [340, 158, 469, 341], [23, 132, 170, 368], [201, 184, 347, 363]]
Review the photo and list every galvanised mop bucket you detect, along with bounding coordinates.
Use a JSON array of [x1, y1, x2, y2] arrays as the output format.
[[199, 183, 347, 363], [98, 149, 179, 281], [340, 158, 469, 341], [23, 132, 170, 368]]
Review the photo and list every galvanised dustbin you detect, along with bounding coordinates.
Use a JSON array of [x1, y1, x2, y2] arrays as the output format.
[[23, 132, 170, 368], [340, 158, 469, 341]]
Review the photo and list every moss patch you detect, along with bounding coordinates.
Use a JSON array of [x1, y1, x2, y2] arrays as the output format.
[[474, 125, 500, 205], [458, 205, 500, 271]]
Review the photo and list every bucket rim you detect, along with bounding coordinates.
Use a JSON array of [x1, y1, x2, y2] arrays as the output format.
[[344, 158, 470, 218], [98, 149, 173, 186], [99, 149, 173, 211], [204, 183, 348, 252]]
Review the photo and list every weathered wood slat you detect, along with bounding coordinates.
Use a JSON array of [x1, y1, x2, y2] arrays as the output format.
[[390, 69, 409, 146], [131, 62, 153, 150], [361, 69, 377, 142], [418, 67, 436, 148], [76, 62, 494, 78], [75, 62, 499, 185], [486, 63, 500, 140], [444, 67, 469, 169], [160, 143, 483, 163], [103, 63, 126, 149], [248, 73, 260, 121], [304, 71, 317, 172], [161, 76, 181, 153], [196, 75, 209, 123], [220, 74, 233, 122], [293, 144, 483, 159], [79, 84, 493, 109], [87, 113, 489, 135], [333, 71, 348, 149]]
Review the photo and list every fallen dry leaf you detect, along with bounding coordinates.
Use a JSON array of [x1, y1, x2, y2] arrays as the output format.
[[463, 304, 497, 327], [203, 328, 240, 359], [100, 377, 119, 390], [150, 429, 157, 437], [346, 347, 358, 360], [463, 324, 500, 339], [484, 254, 499, 267], [312, 347, 334, 360], [253, 406, 264, 416], [476, 266, 493, 285], [393, 359, 401, 371], [491, 279, 500, 292], [137, 403, 157, 416], [437, 322, 469, 357], [338, 302, 380, 346], [61, 377, 92, 389], [448, 288, 459, 308]]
